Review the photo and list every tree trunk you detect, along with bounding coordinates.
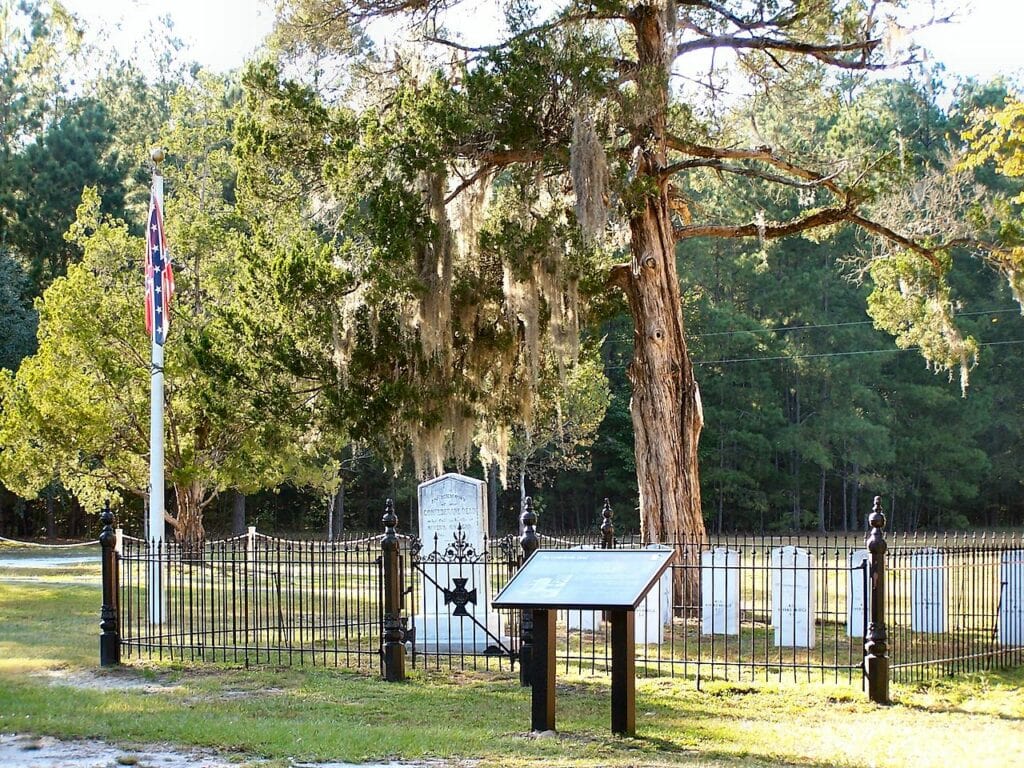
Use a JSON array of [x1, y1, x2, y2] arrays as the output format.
[[817, 468, 827, 533], [850, 462, 860, 531], [172, 482, 206, 557], [45, 486, 56, 540], [487, 458, 499, 537], [335, 484, 344, 539], [791, 388, 802, 530], [614, 6, 707, 611], [841, 471, 849, 533], [232, 490, 246, 536], [717, 434, 725, 535], [518, 470, 527, 535]]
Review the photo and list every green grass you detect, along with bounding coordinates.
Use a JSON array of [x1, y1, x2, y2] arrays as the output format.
[[2, 558, 1024, 767]]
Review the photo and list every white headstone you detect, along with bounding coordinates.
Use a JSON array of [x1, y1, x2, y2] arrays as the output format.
[[911, 548, 946, 633], [847, 549, 870, 638], [414, 473, 499, 651], [998, 550, 1024, 647], [771, 546, 816, 648], [635, 545, 673, 645], [701, 548, 740, 635], [418, 473, 486, 554]]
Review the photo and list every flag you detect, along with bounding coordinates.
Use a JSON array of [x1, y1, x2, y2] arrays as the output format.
[[145, 180, 174, 345]]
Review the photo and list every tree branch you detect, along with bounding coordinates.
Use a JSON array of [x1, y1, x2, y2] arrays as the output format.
[[847, 213, 941, 269], [421, 10, 627, 54], [665, 136, 846, 196], [443, 163, 492, 205], [662, 157, 841, 191], [673, 205, 944, 274], [675, 34, 884, 70], [676, 0, 803, 32], [674, 204, 855, 241]]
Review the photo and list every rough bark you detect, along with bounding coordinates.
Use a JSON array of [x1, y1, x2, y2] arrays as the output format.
[[172, 481, 206, 557], [851, 462, 861, 530], [45, 487, 56, 540], [488, 458, 499, 537], [817, 468, 827, 533], [232, 490, 246, 536], [614, 6, 707, 609]]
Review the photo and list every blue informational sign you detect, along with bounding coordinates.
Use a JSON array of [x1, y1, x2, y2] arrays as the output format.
[[493, 548, 675, 611]]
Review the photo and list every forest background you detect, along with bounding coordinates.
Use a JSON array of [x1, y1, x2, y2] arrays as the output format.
[[1, 0, 1023, 541]]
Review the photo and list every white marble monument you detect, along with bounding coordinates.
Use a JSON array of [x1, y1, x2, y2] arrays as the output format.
[[847, 549, 870, 638], [414, 473, 500, 651], [634, 545, 673, 645], [701, 548, 740, 635], [771, 546, 816, 648], [998, 550, 1024, 647], [911, 548, 946, 633]]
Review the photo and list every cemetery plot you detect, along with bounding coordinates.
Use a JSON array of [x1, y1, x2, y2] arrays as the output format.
[[111, 528, 1024, 685]]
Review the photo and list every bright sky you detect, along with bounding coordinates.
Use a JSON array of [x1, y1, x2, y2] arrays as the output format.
[[61, 0, 1023, 86]]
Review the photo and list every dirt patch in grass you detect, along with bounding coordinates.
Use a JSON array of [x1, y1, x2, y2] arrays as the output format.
[[0, 733, 253, 767], [0, 733, 457, 768], [35, 668, 185, 695]]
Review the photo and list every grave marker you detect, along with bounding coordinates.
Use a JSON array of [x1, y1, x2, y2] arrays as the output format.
[[999, 550, 1024, 647], [701, 548, 740, 636], [911, 548, 946, 633], [634, 546, 673, 645], [415, 473, 499, 651], [847, 549, 869, 638], [771, 546, 815, 648]]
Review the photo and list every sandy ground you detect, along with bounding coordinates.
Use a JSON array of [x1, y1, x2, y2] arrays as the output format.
[[0, 733, 443, 768]]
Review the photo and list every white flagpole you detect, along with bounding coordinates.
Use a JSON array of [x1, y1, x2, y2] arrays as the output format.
[[148, 149, 166, 625]]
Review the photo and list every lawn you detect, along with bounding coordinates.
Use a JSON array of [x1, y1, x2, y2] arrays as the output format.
[[1, 549, 1022, 767]]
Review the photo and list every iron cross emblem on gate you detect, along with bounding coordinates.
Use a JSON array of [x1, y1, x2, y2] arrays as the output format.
[[443, 577, 477, 617]]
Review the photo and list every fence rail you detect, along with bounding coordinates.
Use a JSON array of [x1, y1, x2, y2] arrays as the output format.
[[101, 500, 1024, 696]]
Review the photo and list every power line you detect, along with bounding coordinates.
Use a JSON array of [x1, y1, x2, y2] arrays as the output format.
[[603, 338, 1024, 369], [694, 308, 1022, 339], [599, 308, 1022, 345], [697, 338, 1024, 366]]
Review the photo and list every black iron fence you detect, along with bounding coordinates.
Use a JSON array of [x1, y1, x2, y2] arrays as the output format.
[[116, 529, 388, 668], [99, 499, 1024, 697]]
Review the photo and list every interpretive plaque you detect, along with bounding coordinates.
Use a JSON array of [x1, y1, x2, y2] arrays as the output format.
[[562, 546, 601, 632], [494, 548, 675, 737], [494, 548, 676, 610]]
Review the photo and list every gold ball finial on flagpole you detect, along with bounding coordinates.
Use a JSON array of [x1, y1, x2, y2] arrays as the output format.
[[150, 146, 165, 165]]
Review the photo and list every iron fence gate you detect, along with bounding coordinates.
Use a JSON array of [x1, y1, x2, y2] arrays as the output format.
[[406, 526, 520, 670]]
